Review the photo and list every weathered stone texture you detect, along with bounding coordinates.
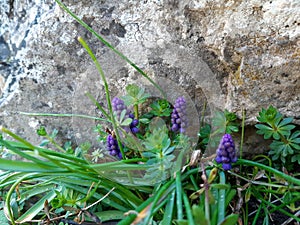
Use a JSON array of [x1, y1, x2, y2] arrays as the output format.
[[0, 0, 299, 149]]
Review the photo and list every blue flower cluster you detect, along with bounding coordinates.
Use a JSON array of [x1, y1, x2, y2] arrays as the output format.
[[129, 113, 139, 134], [106, 134, 122, 159], [112, 97, 139, 134], [171, 96, 188, 133], [107, 97, 140, 159], [215, 134, 237, 170], [112, 97, 130, 119]]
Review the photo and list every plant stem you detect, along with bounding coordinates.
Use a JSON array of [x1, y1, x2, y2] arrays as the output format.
[[200, 101, 207, 128], [85, 92, 111, 119], [240, 108, 245, 160], [134, 104, 139, 119], [5, 173, 35, 225], [19, 112, 108, 122], [77, 36, 126, 159], [45, 134, 65, 152], [201, 163, 211, 225]]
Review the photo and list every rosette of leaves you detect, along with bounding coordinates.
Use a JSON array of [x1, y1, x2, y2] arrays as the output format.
[[149, 99, 172, 117], [255, 105, 300, 164], [120, 84, 150, 118], [142, 119, 176, 183]]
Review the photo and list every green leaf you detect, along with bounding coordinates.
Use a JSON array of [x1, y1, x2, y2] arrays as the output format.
[[150, 99, 172, 117], [36, 126, 47, 136], [212, 111, 227, 131], [122, 84, 150, 106], [121, 118, 132, 126], [0, 210, 9, 225], [120, 95, 135, 106], [245, 188, 252, 203], [0, 158, 64, 172], [94, 210, 125, 222], [161, 190, 176, 225], [15, 190, 58, 223], [183, 192, 195, 225], [119, 109, 127, 122], [139, 118, 150, 124], [174, 220, 189, 225], [290, 130, 300, 139], [218, 171, 226, 224], [218, 214, 239, 225], [226, 125, 239, 133], [192, 205, 208, 225], [50, 129, 59, 138], [279, 117, 294, 126], [291, 154, 300, 163], [225, 189, 236, 207], [126, 84, 140, 97]]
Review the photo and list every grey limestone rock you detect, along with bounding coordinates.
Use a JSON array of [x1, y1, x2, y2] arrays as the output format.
[[0, 0, 299, 153]]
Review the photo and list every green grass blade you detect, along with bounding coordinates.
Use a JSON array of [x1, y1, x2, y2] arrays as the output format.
[[85, 92, 111, 120], [1, 127, 35, 149], [144, 180, 175, 224], [4, 173, 36, 225], [176, 171, 183, 220], [1, 140, 90, 166], [77, 36, 126, 159], [15, 190, 57, 223], [217, 171, 226, 224], [0, 158, 65, 173], [252, 189, 300, 222], [183, 192, 195, 225], [94, 210, 125, 222], [19, 184, 57, 203], [251, 203, 263, 225], [218, 214, 239, 225], [60, 182, 130, 211], [161, 190, 176, 225], [0, 139, 53, 168], [20, 111, 108, 122], [117, 196, 154, 225], [236, 159, 300, 186]]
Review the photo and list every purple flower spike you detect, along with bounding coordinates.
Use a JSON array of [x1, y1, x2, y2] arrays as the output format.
[[112, 97, 139, 134], [171, 97, 188, 134], [112, 97, 130, 118], [215, 134, 237, 170], [106, 134, 122, 159]]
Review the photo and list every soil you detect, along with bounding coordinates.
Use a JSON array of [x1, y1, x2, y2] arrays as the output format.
[[247, 197, 300, 225]]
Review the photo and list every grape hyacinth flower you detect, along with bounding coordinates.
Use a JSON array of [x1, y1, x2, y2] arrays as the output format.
[[112, 97, 139, 134], [171, 96, 188, 133], [106, 134, 122, 159], [129, 113, 139, 134], [112, 97, 130, 119], [215, 134, 238, 170]]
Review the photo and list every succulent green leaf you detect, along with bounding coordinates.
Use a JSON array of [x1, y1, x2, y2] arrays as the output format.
[[122, 84, 150, 106], [36, 126, 47, 136], [150, 99, 172, 117], [291, 154, 300, 163]]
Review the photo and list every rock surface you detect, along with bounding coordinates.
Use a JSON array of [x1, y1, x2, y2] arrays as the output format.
[[0, 0, 299, 152]]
